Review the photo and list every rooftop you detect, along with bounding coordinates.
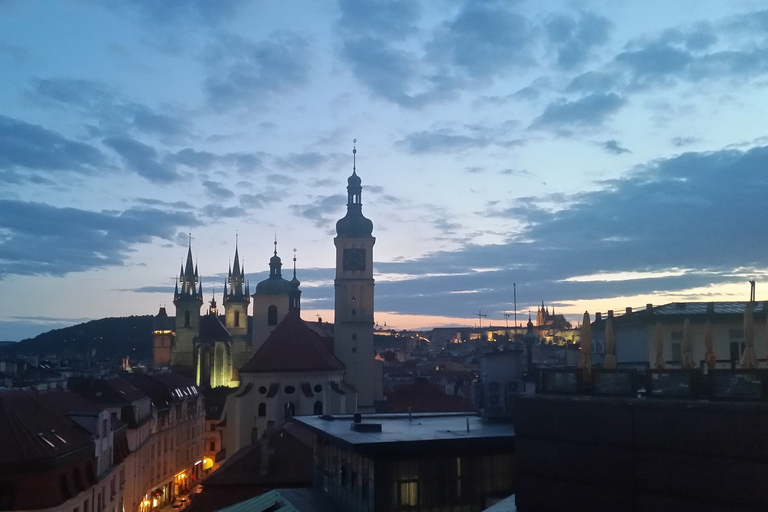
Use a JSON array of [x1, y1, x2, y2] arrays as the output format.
[[291, 412, 513, 449]]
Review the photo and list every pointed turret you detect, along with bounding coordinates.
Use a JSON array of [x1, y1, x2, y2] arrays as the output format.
[[289, 249, 301, 312], [335, 143, 373, 238]]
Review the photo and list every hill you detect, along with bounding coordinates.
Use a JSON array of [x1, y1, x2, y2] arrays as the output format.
[[6, 316, 154, 361]]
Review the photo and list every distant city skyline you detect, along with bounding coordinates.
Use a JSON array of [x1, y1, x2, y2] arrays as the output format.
[[2, 0, 768, 340]]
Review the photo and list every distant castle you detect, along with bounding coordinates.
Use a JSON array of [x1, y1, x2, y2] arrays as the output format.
[[535, 301, 571, 330]]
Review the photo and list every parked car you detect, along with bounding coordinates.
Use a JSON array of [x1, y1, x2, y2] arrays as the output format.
[[172, 497, 189, 510]]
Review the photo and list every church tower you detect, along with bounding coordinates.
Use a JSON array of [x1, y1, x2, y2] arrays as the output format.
[[223, 238, 250, 370], [172, 241, 203, 369], [152, 306, 174, 368], [333, 144, 383, 411], [251, 242, 294, 355]]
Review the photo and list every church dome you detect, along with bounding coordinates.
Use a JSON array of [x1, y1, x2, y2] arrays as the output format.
[[254, 243, 294, 296], [348, 170, 362, 189], [336, 210, 373, 238], [255, 276, 294, 296]]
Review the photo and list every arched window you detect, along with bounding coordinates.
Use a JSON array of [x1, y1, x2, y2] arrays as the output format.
[[284, 402, 295, 419], [314, 401, 323, 415], [234, 311, 240, 327], [268, 305, 278, 326], [184, 310, 190, 327], [258, 402, 266, 417]]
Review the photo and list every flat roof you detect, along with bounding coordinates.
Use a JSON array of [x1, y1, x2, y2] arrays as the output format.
[[291, 413, 514, 449]]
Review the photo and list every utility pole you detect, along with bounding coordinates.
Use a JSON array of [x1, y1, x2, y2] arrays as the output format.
[[514, 283, 517, 327], [504, 312, 513, 340], [476, 310, 487, 329]]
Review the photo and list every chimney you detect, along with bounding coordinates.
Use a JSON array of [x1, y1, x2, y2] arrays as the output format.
[[707, 302, 715, 314], [626, 307, 632, 315], [595, 312, 602, 321], [607, 310, 614, 319], [646, 304, 653, 313], [750, 280, 756, 302]]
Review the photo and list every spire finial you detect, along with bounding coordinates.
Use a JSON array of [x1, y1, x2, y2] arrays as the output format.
[[293, 248, 297, 278], [273, 236, 278, 256], [352, 138, 357, 173], [188, 232, 191, 248]]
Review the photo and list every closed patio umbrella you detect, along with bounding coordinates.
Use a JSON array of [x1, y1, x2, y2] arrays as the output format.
[[653, 322, 665, 370], [604, 316, 617, 370], [578, 311, 592, 380], [704, 320, 717, 370], [681, 319, 694, 369], [741, 303, 757, 369]]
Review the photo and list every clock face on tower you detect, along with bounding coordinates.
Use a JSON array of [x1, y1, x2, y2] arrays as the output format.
[[343, 248, 366, 271]]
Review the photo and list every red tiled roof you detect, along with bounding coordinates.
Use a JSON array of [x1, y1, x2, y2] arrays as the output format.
[[240, 310, 344, 373]]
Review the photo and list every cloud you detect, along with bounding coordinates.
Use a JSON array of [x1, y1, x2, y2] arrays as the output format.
[[531, 93, 625, 131], [397, 122, 522, 154], [337, 0, 420, 40], [273, 152, 328, 170], [239, 193, 279, 209], [290, 194, 346, 228], [0, 115, 106, 175], [0, 200, 198, 278], [204, 32, 311, 111], [112, 0, 247, 26], [202, 204, 246, 218], [426, 2, 535, 78], [29, 78, 190, 140], [398, 129, 492, 154], [598, 139, 630, 154], [367, 144, 768, 319], [545, 12, 612, 69], [202, 180, 234, 199], [103, 136, 179, 182], [671, 136, 701, 147]]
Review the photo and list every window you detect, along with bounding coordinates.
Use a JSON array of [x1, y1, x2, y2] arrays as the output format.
[[399, 481, 419, 507], [209, 441, 216, 451], [284, 385, 295, 394], [268, 305, 278, 326], [284, 402, 295, 419], [258, 402, 266, 417], [313, 384, 322, 393], [234, 311, 240, 327], [314, 401, 323, 415], [184, 311, 190, 327]]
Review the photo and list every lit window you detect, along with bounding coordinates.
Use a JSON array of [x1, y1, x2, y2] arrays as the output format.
[[399, 481, 419, 507]]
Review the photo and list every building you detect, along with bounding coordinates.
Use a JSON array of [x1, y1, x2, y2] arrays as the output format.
[[333, 149, 384, 411], [594, 301, 768, 366], [121, 373, 205, 510], [251, 242, 299, 356], [220, 310, 351, 456], [70, 373, 205, 512], [0, 387, 126, 512], [274, 413, 515, 512], [172, 244, 203, 371], [152, 307, 174, 368]]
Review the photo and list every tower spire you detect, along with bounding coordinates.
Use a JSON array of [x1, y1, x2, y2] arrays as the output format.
[[353, 138, 357, 174]]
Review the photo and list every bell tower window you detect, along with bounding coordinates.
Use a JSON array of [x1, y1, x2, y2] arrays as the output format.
[[268, 305, 278, 326], [234, 311, 240, 327], [184, 311, 190, 327]]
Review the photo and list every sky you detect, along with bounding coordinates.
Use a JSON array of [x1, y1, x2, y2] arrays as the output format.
[[2, 0, 768, 341]]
